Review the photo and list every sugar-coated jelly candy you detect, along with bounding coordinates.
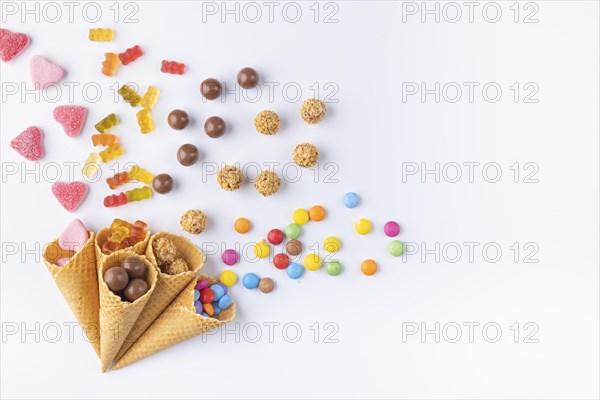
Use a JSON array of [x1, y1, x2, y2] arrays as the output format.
[[89, 28, 114, 42], [10, 126, 44, 161], [118, 84, 141, 107], [0, 28, 30, 62], [95, 113, 119, 133], [118, 45, 143, 65]]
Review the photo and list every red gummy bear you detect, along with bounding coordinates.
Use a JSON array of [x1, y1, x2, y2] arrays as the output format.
[[118, 45, 143, 65], [161, 60, 185, 75], [103, 192, 128, 207]]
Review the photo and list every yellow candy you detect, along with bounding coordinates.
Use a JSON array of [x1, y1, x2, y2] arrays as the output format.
[[355, 218, 372, 235], [292, 208, 310, 225], [254, 240, 270, 258], [82, 153, 101, 178], [129, 165, 154, 184], [99, 143, 124, 163], [141, 86, 160, 109], [220, 270, 237, 286], [118, 84, 142, 107], [89, 28, 114, 42], [323, 236, 341, 253], [136, 108, 154, 134], [304, 254, 322, 271]]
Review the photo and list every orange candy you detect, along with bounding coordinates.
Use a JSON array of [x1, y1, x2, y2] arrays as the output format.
[[234, 217, 251, 234], [309, 205, 326, 222], [361, 259, 378, 276], [203, 302, 214, 316]]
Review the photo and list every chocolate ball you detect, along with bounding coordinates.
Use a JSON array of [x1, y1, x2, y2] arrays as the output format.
[[124, 278, 149, 302], [168, 109, 189, 130], [259, 277, 274, 293], [104, 266, 129, 292], [286, 239, 302, 256], [237, 67, 259, 89], [152, 173, 174, 194], [177, 144, 199, 166], [123, 257, 145, 279], [200, 78, 221, 100], [204, 116, 226, 138]]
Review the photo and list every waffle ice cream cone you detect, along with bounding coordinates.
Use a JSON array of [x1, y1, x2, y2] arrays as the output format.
[[98, 251, 158, 372], [94, 227, 150, 267], [114, 233, 205, 361], [42, 232, 100, 357], [113, 274, 236, 370]]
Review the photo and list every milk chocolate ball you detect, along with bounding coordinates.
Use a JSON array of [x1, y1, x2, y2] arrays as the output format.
[[204, 116, 226, 138], [237, 67, 259, 89], [123, 257, 145, 279], [177, 144, 199, 166], [152, 173, 174, 194], [124, 278, 149, 302], [200, 78, 221, 100], [168, 109, 189, 130], [104, 266, 129, 292]]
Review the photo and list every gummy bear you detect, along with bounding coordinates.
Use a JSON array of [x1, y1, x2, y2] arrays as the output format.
[[101, 53, 119, 76], [106, 165, 153, 189], [92, 133, 118, 147], [118, 45, 143, 65], [161, 60, 186, 75], [129, 165, 154, 184], [118, 85, 141, 107], [95, 113, 119, 133], [99, 143, 124, 163], [136, 108, 154, 134], [140, 86, 160, 109], [89, 28, 114, 42], [103, 192, 128, 208], [125, 186, 153, 202], [82, 153, 101, 178]]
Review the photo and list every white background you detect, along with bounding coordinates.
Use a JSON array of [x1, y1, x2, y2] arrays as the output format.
[[1, 1, 599, 399]]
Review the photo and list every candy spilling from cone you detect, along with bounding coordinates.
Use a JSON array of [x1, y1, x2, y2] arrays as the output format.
[[42, 219, 235, 372]]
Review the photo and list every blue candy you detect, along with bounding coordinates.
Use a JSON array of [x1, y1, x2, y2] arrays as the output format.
[[201, 312, 210, 318], [287, 262, 304, 279], [343, 192, 360, 208], [210, 284, 225, 301], [212, 302, 221, 315], [218, 294, 232, 309], [217, 282, 228, 295], [242, 273, 260, 289], [193, 289, 200, 302]]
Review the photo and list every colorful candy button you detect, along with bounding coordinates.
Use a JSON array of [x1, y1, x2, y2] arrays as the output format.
[[210, 284, 225, 301], [220, 270, 237, 286], [285, 223, 302, 239], [193, 289, 200, 301], [242, 272, 260, 289], [195, 279, 209, 291], [388, 240, 405, 257], [254, 240, 270, 258], [267, 229, 285, 245], [221, 249, 239, 265], [309, 205, 326, 222], [287, 262, 304, 279], [200, 288, 215, 303], [354, 218, 372, 235], [292, 208, 310, 225], [325, 261, 342, 276], [234, 217, 251, 234], [218, 294, 233, 309], [384, 221, 400, 237], [274, 253, 290, 269], [361, 259, 378, 276], [304, 254, 322, 271], [343, 192, 360, 208], [323, 236, 341, 252]]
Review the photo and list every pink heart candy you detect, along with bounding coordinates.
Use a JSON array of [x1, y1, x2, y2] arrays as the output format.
[[51, 182, 89, 212], [30, 55, 65, 89], [10, 126, 44, 161], [53, 105, 87, 137], [0, 28, 30, 62], [59, 219, 90, 252], [56, 258, 71, 267]]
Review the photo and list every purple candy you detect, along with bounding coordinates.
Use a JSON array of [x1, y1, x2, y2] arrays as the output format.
[[384, 221, 400, 237], [195, 279, 209, 291], [194, 300, 203, 314], [221, 249, 239, 266]]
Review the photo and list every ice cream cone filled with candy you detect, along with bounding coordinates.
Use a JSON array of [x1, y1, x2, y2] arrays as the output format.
[[42, 219, 100, 356], [98, 251, 158, 372], [113, 274, 235, 369], [114, 232, 205, 361]]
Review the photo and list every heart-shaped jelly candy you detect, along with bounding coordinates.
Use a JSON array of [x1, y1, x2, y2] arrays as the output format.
[[51, 182, 89, 212], [53, 105, 87, 137], [0, 28, 30, 62], [10, 126, 44, 161], [30, 55, 65, 89]]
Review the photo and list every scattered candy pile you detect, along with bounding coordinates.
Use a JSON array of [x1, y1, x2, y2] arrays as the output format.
[[101, 219, 148, 254]]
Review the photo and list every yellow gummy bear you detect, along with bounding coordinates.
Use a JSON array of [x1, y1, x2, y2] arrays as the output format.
[[99, 143, 124, 163], [82, 153, 101, 178], [136, 108, 154, 134], [118, 85, 141, 107], [129, 165, 154, 184], [89, 28, 114, 42], [140, 86, 160, 110]]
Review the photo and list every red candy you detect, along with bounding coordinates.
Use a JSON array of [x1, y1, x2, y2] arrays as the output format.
[[51, 181, 89, 212], [267, 229, 285, 245], [10, 126, 44, 161], [53, 105, 87, 138], [200, 288, 215, 303], [118, 45, 143, 65], [161, 60, 186, 75], [273, 253, 290, 270], [0, 28, 30, 62], [104, 192, 128, 208]]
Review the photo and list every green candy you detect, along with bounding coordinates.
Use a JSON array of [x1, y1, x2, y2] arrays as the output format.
[[388, 240, 405, 257], [325, 261, 342, 276], [285, 223, 302, 239]]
